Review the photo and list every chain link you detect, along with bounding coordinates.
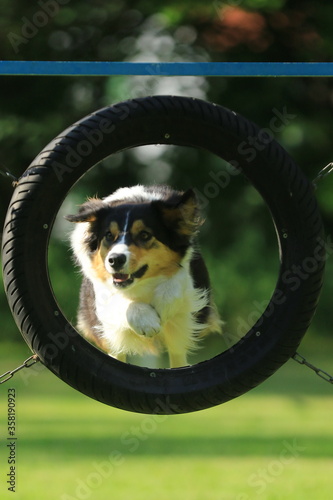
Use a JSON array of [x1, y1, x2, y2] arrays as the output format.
[[1, 351, 331, 387], [0, 165, 18, 186], [303, 161, 333, 384], [1, 156, 332, 390], [0, 354, 40, 384], [312, 162, 333, 189], [293, 352, 333, 384]]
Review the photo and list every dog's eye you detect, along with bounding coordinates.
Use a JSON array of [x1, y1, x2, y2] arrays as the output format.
[[104, 231, 114, 242], [138, 231, 152, 242]]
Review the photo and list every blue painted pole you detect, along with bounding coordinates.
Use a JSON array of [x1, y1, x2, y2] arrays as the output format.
[[0, 61, 333, 77]]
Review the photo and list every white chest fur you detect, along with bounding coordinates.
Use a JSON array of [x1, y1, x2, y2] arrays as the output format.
[[91, 265, 208, 360]]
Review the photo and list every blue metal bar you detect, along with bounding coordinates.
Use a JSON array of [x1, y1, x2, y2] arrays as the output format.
[[0, 61, 333, 77]]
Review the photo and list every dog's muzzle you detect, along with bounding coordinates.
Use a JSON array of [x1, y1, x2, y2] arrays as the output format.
[[108, 252, 127, 272], [108, 252, 148, 288]]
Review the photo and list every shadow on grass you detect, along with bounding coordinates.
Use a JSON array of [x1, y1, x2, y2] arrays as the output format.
[[18, 433, 333, 459]]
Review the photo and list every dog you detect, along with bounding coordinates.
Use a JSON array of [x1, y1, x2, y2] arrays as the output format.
[[66, 185, 222, 368]]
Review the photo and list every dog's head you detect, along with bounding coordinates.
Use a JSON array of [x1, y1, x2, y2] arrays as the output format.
[[66, 186, 202, 289]]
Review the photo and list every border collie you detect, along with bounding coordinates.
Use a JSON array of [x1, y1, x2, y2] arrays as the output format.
[[66, 185, 222, 368]]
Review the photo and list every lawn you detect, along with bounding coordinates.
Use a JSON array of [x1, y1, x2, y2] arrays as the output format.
[[0, 338, 332, 500]]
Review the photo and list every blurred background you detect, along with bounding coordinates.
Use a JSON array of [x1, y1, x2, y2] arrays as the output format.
[[0, 1, 333, 499]]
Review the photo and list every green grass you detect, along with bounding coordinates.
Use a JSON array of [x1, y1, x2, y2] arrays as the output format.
[[0, 339, 333, 500]]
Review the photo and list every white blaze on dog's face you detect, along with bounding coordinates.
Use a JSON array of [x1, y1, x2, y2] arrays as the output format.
[[66, 188, 201, 290], [96, 214, 181, 288]]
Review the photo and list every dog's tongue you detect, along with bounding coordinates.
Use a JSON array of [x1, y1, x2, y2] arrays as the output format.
[[113, 273, 130, 283]]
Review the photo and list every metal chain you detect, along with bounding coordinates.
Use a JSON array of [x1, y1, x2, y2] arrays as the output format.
[[0, 355, 40, 384], [312, 162, 333, 189], [0, 165, 19, 186], [1, 161, 332, 388], [293, 352, 333, 384], [300, 160, 333, 384], [1, 351, 331, 387]]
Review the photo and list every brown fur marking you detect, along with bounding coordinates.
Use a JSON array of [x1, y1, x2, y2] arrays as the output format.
[[91, 252, 110, 281]]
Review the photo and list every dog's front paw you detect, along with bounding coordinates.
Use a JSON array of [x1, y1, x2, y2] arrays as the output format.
[[126, 303, 161, 337]]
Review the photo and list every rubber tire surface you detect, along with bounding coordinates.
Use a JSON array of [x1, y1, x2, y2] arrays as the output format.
[[2, 96, 325, 414]]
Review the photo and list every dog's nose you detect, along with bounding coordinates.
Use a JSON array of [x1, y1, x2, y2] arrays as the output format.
[[108, 253, 127, 271]]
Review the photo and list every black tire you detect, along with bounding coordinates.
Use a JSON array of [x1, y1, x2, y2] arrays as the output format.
[[2, 96, 325, 414]]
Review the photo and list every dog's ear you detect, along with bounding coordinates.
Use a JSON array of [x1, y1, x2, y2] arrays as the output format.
[[65, 199, 106, 223], [154, 189, 202, 237]]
